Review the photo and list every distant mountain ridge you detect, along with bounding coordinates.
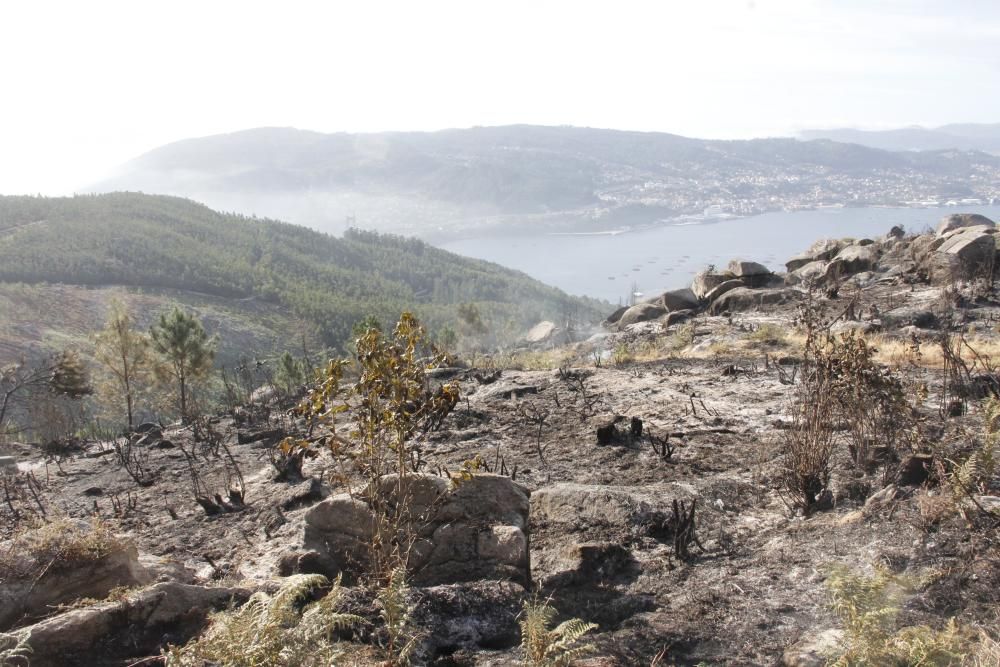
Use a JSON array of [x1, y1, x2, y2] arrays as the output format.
[[92, 125, 1000, 239], [799, 123, 1000, 154]]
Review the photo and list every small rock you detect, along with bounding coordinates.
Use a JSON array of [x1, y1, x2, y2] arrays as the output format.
[[782, 628, 843, 667]]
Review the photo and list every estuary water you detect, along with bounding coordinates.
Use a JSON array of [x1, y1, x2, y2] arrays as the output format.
[[440, 206, 1000, 303]]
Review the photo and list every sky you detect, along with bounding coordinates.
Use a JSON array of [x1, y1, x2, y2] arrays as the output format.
[[2, 0, 999, 195]]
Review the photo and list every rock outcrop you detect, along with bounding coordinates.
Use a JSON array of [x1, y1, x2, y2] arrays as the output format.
[[660, 288, 700, 312], [525, 320, 558, 344], [0, 537, 153, 631], [691, 269, 734, 300], [785, 239, 843, 272], [936, 213, 995, 238], [291, 474, 530, 586], [20, 582, 251, 667], [617, 302, 667, 328], [709, 287, 805, 314]]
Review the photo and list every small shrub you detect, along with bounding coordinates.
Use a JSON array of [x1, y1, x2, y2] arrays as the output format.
[[519, 596, 597, 667], [284, 313, 459, 581], [818, 331, 913, 471], [611, 342, 633, 366], [745, 323, 787, 347]]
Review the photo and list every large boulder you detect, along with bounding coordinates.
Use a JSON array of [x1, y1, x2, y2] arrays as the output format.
[[294, 474, 530, 587], [20, 582, 251, 667], [617, 302, 667, 328], [709, 287, 805, 314], [690, 270, 734, 300], [785, 239, 843, 272], [603, 305, 629, 327], [786, 260, 827, 286], [525, 320, 557, 344], [936, 213, 995, 238], [702, 279, 744, 304], [929, 229, 996, 283], [660, 288, 700, 312], [833, 244, 877, 274], [823, 244, 878, 283], [0, 529, 153, 631], [727, 259, 771, 277]]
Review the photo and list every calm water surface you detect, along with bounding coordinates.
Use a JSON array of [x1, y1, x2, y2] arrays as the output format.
[[440, 206, 1000, 303]]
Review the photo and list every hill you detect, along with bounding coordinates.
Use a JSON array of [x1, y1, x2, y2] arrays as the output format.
[[0, 192, 605, 363], [92, 125, 1000, 239], [800, 122, 1000, 154]]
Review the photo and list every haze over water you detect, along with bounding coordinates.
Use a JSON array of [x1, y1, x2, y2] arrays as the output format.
[[441, 206, 1000, 304]]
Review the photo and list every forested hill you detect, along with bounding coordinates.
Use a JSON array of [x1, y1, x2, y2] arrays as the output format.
[[0, 193, 605, 349], [92, 125, 1000, 238]]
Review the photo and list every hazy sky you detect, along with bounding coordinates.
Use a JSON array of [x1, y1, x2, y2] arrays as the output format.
[[2, 0, 999, 195]]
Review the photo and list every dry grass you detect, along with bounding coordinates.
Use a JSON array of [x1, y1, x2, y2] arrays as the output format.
[[973, 627, 1000, 667], [0, 516, 126, 581], [862, 333, 1000, 369]]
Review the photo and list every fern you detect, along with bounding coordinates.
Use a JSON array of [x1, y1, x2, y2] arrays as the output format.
[[376, 567, 423, 666], [0, 631, 31, 667], [825, 564, 973, 666], [520, 596, 598, 667], [949, 398, 999, 504], [164, 574, 363, 667]]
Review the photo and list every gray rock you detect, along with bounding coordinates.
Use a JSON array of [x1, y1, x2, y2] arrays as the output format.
[[690, 270, 733, 300], [0, 539, 153, 631], [20, 582, 250, 666], [0, 455, 16, 472], [935, 224, 996, 245], [660, 288, 700, 312], [936, 213, 995, 237], [782, 628, 843, 667], [603, 305, 629, 326], [617, 302, 667, 327], [786, 260, 827, 286], [786, 238, 843, 272], [930, 229, 996, 283], [530, 483, 693, 585], [727, 259, 771, 277], [824, 245, 877, 282], [702, 279, 745, 303], [709, 287, 805, 314], [296, 474, 530, 586], [525, 320, 557, 344], [830, 321, 878, 335], [663, 309, 694, 327]]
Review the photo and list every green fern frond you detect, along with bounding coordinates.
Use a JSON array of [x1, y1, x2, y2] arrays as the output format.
[[825, 564, 974, 666], [165, 574, 362, 667], [520, 597, 597, 667], [0, 631, 31, 667], [948, 402, 998, 502], [376, 567, 423, 666]]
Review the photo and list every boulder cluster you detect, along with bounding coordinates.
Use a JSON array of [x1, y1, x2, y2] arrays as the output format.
[[605, 212, 998, 329]]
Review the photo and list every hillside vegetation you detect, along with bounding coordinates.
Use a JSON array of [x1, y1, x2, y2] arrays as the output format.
[[0, 193, 604, 354]]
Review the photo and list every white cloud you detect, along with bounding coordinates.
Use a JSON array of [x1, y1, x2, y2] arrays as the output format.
[[1, 0, 999, 194]]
